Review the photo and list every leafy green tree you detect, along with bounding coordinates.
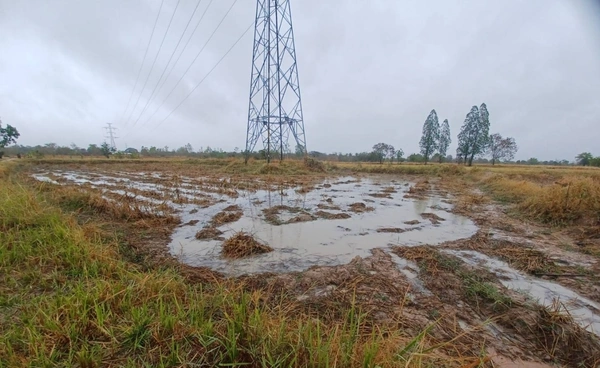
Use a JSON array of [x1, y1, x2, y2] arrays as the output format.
[[576, 152, 594, 166], [407, 153, 425, 162], [0, 119, 20, 150], [486, 133, 518, 165], [437, 119, 451, 163], [456, 103, 491, 166], [100, 142, 115, 158], [396, 148, 404, 163], [527, 157, 539, 165], [419, 109, 440, 163], [295, 144, 306, 157], [372, 143, 392, 164]]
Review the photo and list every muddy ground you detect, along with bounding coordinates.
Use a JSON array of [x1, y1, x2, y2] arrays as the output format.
[[30, 164, 600, 367]]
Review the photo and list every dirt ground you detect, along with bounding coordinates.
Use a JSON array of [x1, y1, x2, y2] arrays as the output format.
[[26, 161, 600, 367]]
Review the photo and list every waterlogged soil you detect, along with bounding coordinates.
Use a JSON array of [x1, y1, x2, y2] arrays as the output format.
[[31, 167, 600, 366], [170, 177, 478, 275]]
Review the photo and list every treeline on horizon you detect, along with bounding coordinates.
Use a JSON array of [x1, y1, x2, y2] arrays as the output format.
[[2, 142, 599, 167]]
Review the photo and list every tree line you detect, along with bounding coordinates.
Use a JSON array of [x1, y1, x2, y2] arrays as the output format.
[[1, 116, 596, 167]]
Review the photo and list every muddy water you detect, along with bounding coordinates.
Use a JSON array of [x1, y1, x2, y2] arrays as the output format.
[[31, 171, 478, 275], [171, 176, 478, 275], [447, 250, 600, 336]]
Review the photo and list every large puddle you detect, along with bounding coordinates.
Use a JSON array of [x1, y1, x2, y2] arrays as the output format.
[[32, 170, 478, 275], [447, 250, 600, 336], [168, 177, 478, 274]]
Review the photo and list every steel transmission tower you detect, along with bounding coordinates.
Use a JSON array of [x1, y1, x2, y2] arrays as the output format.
[[104, 123, 118, 151], [245, 0, 306, 163]]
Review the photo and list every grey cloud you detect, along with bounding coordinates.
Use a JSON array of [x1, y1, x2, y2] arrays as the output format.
[[1, 0, 600, 160]]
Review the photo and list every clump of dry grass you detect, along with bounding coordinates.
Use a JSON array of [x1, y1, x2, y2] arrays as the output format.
[[376, 227, 406, 233], [315, 210, 351, 220], [195, 227, 223, 240], [519, 177, 600, 226], [421, 212, 445, 224], [532, 300, 600, 366], [405, 180, 431, 199], [348, 202, 375, 213], [303, 157, 325, 172], [211, 209, 243, 225], [317, 203, 341, 210], [221, 232, 273, 258]]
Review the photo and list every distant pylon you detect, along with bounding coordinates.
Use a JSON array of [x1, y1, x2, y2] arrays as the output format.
[[245, 0, 306, 163], [104, 123, 118, 150]]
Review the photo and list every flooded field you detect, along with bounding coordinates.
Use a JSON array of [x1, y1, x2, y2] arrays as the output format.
[[30, 165, 600, 365], [32, 169, 477, 274]]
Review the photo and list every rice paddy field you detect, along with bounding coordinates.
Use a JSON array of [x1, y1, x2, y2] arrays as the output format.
[[1, 157, 600, 367]]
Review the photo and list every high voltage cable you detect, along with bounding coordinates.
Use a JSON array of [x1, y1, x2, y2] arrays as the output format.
[[156, 0, 215, 97], [124, 0, 182, 126], [138, 0, 240, 127], [153, 22, 253, 129], [130, 0, 205, 127], [119, 0, 165, 126]]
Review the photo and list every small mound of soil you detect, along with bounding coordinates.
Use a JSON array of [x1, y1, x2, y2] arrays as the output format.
[[189, 209, 198, 214], [195, 227, 224, 240], [317, 203, 341, 211], [315, 211, 351, 220], [222, 204, 241, 212], [368, 192, 392, 199], [288, 213, 316, 223], [348, 202, 375, 213], [322, 183, 332, 188], [263, 205, 314, 225], [421, 212, 445, 224], [221, 232, 273, 258], [181, 219, 200, 227], [404, 220, 420, 225], [296, 186, 314, 194], [382, 186, 397, 193], [211, 209, 243, 225], [377, 227, 406, 233]]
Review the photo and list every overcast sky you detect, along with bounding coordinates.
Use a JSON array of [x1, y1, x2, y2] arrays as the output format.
[[1, 0, 599, 160]]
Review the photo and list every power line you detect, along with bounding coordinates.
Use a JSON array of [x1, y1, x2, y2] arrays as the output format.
[[119, 0, 165, 126], [138, 0, 240, 128], [156, 0, 215, 98], [154, 22, 253, 129], [130, 0, 205, 127], [124, 0, 183, 126]]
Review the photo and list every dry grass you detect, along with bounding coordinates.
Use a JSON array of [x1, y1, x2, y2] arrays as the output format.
[[376, 227, 407, 233], [315, 210, 351, 220], [532, 300, 600, 366], [484, 175, 600, 226], [195, 227, 224, 240], [221, 232, 273, 258], [421, 212, 445, 224], [211, 209, 243, 225], [348, 202, 375, 213]]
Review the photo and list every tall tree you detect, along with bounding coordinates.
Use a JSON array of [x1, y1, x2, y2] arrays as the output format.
[[372, 143, 392, 164], [396, 148, 404, 163], [100, 142, 115, 159], [0, 119, 20, 149], [438, 119, 451, 163], [576, 152, 593, 166], [419, 109, 440, 163], [456, 103, 491, 166], [486, 133, 518, 165]]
